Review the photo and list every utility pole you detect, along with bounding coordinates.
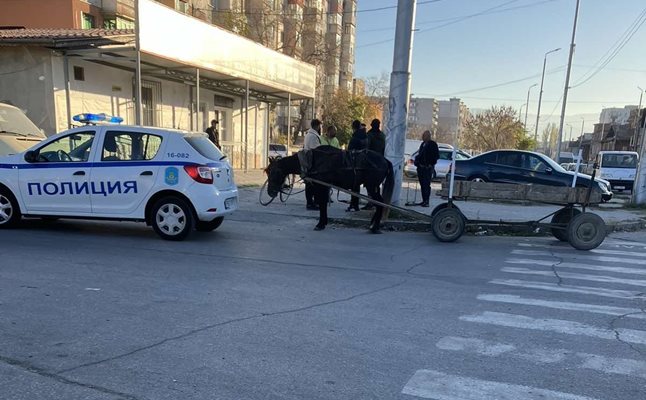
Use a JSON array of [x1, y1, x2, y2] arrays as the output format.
[[556, 0, 580, 162], [534, 47, 561, 149], [134, 0, 143, 125], [633, 86, 643, 150], [525, 83, 537, 129], [633, 96, 646, 204], [385, 0, 417, 206]]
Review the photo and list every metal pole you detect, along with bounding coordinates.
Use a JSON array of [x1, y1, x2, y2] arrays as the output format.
[[556, 0, 580, 163], [578, 117, 585, 156], [244, 80, 249, 172], [195, 68, 200, 131], [534, 48, 561, 148], [63, 53, 72, 129], [633, 108, 646, 204], [519, 104, 526, 123], [287, 93, 292, 156], [134, 0, 143, 125], [633, 87, 643, 150], [524, 84, 536, 129], [254, 103, 258, 169], [266, 102, 271, 168], [385, 0, 417, 206]]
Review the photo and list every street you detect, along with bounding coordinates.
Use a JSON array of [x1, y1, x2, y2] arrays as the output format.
[[1, 209, 645, 400]]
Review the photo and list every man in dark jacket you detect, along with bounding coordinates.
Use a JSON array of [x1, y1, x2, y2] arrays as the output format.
[[348, 120, 368, 151], [205, 119, 220, 149], [414, 130, 440, 207], [346, 120, 368, 211], [367, 119, 386, 156]]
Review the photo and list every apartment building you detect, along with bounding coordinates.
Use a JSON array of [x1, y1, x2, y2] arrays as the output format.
[[211, 0, 358, 114], [407, 97, 469, 142]]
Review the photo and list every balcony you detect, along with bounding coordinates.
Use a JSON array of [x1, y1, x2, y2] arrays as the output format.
[[101, 0, 136, 19]]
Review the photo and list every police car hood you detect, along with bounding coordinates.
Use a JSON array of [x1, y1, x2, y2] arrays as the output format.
[[0, 152, 23, 164]]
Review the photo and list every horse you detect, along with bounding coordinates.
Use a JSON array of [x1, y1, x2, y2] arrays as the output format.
[[265, 145, 395, 233]]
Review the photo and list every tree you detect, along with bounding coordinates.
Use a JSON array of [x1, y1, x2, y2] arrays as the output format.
[[321, 89, 381, 146], [461, 106, 527, 152], [541, 122, 559, 157]]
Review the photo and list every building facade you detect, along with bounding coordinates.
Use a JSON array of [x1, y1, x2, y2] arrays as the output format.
[[0, 0, 315, 170]]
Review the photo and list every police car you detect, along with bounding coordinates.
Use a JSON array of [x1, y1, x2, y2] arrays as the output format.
[[0, 114, 238, 240]]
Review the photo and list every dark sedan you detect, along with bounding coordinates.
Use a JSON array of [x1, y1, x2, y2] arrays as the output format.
[[451, 150, 613, 201]]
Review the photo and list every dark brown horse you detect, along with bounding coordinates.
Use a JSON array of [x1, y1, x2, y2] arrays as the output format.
[[266, 146, 394, 233]]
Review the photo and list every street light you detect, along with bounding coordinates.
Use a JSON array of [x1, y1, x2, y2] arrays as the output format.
[[534, 47, 562, 149], [525, 83, 538, 129]]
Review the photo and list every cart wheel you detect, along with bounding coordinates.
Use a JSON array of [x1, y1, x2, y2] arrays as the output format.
[[567, 212, 606, 250], [431, 203, 466, 221], [432, 208, 465, 243], [550, 207, 581, 242]]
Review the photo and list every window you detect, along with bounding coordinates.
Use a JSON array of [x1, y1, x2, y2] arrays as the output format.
[[81, 12, 96, 29], [601, 154, 638, 168], [496, 152, 522, 167], [525, 155, 548, 172], [73, 66, 85, 81], [37, 132, 95, 162], [185, 136, 225, 161], [175, 0, 189, 13], [104, 17, 135, 29], [102, 132, 162, 161]]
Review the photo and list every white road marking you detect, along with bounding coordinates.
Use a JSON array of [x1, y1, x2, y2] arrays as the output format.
[[501, 267, 646, 287], [590, 248, 646, 257], [436, 336, 646, 379], [506, 258, 646, 276], [517, 242, 646, 251], [459, 311, 646, 345], [511, 249, 646, 266], [477, 294, 646, 319], [490, 279, 644, 299], [402, 369, 599, 400]]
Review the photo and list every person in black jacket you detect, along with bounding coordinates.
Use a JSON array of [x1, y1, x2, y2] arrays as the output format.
[[414, 130, 440, 207], [347, 120, 368, 151], [366, 119, 386, 156], [346, 120, 368, 211], [205, 119, 220, 149]]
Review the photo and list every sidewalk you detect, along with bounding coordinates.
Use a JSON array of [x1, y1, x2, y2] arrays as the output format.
[[234, 170, 646, 234]]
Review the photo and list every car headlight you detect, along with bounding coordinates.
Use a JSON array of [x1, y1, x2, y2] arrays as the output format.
[[597, 181, 608, 191]]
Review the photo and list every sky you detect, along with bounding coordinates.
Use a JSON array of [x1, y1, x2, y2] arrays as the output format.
[[354, 0, 646, 136]]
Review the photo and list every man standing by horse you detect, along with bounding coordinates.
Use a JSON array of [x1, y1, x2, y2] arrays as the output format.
[[303, 119, 322, 210], [363, 119, 386, 210], [414, 130, 440, 208]]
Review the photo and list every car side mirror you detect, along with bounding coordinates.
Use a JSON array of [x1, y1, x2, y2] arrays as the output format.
[[24, 150, 38, 163], [545, 167, 553, 174]]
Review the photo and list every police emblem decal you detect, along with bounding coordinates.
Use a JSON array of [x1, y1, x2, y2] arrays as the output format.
[[165, 167, 179, 186]]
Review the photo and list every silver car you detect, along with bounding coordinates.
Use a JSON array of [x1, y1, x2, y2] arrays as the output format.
[[404, 145, 470, 179]]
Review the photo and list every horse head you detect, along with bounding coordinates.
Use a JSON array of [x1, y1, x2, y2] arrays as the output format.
[[265, 158, 286, 198]]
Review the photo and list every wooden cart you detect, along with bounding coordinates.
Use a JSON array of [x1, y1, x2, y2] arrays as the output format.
[[433, 181, 606, 250]]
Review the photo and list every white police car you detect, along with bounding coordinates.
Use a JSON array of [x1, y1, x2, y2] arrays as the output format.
[[0, 114, 238, 240]]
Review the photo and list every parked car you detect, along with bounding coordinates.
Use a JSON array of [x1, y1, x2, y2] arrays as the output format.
[[269, 143, 288, 159], [451, 149, 613, 201], [0, 103, 46, 157], [560, 162, 589, 174], [404, 145, 469, 179]]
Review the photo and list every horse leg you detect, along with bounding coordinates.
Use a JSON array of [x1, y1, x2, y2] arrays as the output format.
[[314, 184, 328, 231], [367, 185, 384, 234]]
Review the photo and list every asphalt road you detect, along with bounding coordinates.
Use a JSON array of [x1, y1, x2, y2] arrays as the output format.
[[1, 212, 645, 400]]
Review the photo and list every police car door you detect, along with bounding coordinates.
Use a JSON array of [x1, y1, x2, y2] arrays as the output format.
[[18, 130, 95, 214], [89, 128, 163, 215]]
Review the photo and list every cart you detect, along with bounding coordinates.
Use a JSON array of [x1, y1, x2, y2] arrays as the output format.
[[304, 171, 607, 251]]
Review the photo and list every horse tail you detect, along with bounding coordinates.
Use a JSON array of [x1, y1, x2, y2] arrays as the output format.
[[381, 158, 395, 219]]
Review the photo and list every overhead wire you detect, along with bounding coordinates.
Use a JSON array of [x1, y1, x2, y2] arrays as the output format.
[[570, 6, 646, 88]]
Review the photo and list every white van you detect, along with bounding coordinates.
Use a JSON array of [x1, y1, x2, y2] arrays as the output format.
[[597, 151, 639, 192], [0, 103, 46, 156]]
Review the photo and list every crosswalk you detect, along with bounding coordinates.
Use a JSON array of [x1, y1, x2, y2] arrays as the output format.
[[402, 238, 646, 399]]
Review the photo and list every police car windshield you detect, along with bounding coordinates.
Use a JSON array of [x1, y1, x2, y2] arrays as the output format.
[[185, 136, 226, 161]]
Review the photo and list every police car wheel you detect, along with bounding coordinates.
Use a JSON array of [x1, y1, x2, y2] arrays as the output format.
[[0, 190, 21, 228], [196, 217, 224, 232], [151, 196, 194, 241]]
